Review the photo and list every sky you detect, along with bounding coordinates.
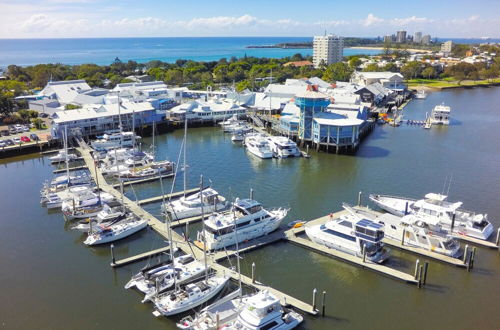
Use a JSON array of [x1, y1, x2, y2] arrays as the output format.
[[1, 0, 499, 39]]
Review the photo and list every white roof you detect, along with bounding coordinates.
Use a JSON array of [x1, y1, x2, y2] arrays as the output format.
[[41, 80, 92, 104], [169, 98, 245, 114], [252, 93, 290, 110], [313, 111, 364, 126], [356, 72, 404, 80], [52, 101, 155, 123], [295, 90, 328, 99]]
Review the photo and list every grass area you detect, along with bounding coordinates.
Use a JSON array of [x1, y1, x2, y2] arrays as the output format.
[[407, 78, 500, 89]]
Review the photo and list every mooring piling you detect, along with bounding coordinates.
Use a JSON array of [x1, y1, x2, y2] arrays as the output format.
[[321, 291, 326, 317], [357, 191, 362, 206], [251, 262, 256, 283], [312, 288, 317, 311], [110, 244, 115, 264], [463, 245, 469, 264], [414, 259, 420, 279], [422, 262, 429, 286]]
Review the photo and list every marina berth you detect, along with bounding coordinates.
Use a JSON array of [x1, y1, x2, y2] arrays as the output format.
[[83, 215, 147, 245], [117, 161, 176, 181], [305, 212, 390, 263], [266, 136, 301, 158], [61, 192, 116, 220], [49, 149, 78, 163], [198, 198, 288, 251], [152, 275, 230, 317], [71, 204, 127, 232], [369, 193, 494, 240], [91, 131, 141, 151], [162, 188, 228, 220], [41, 184, 94, 208], [244, 133, 274, 159], [345, 205, 461, 258], [429, 104, 451, 125]]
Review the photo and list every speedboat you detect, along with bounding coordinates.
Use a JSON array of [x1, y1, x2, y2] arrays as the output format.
[[305, 211, 389, 263], [198, 198, 288, 251], [162, 188, 228, 220], [91, 131, 141, 151], [344, 204, 461, 258], [231, 132, 244, 142], [369, 193, 494, 240], [267, 136, 301, 158], [83, 216, 147, 245], [181, 290, 303, 330], [414, 89, 427, 99], [244, 133, 273, 159], [152, 275, 229, 317]]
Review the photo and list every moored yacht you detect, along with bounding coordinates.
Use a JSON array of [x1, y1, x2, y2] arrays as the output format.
[[267, 136, 301, 158], [118, 161, 175, 181], [162, 188, 228, 220], [49, 149, 78, 163], [429, 104, 451, 125], [305, 212, 389, 263], [198, 198, 288, 251], [369, 193, 494, 240], [91, 131, 141, 151], [71, 204, 127, 232], [244, 133, 273, 159], [414, 89, 427, 99], [83, 215, 147, 245]]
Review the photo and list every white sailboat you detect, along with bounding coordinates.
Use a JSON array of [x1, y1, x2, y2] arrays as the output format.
[[71, 204, 127, 232], [83, 215, 147, 245], [369, 193, 494, 240], [49, 149, 78, 163], [163, 188, 228, 220]]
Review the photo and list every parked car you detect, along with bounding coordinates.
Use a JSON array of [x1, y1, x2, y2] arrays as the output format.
[[9, 127, 17, 134], [20, 136, 31, 142], [4, 139, 15, 146], [12, 137, 21, 144], [0, 141, 6, 147], [1, 130, 9, 136], [22, 125, 30, 132], [30, 133, 40, 141], [40, 113, 49, 118]]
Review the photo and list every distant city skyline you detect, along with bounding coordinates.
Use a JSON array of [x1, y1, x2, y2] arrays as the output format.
[[1, 0, 499, 39]]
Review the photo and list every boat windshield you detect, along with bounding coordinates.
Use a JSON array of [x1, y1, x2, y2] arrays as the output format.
[[442, 239, 457, 251]]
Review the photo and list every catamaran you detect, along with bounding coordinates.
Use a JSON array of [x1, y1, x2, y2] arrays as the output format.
[[305, 210, 389, 263], [162, 188, 228, 220], [244, 133, 273, 159], [267, 136, 301, 158], [198, 198, 288, 251], [369, 193, 494, 240], [344, 204, 461, 257], [83, 215, 147, 245]]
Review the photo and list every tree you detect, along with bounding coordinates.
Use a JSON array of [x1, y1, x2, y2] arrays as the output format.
[[236, 80, 251, 92], [363, 63, 379, 72], [421, 66, 436, 79], [322, 62, 353, 82], [348, 57, 361, 69], [213, 64, 229, 83], [0, 80, 27, 97], [164, 69, 183, 85], [32, 118, 44, 129], [400, 61, 422, 79], [382, 63, 398, 72], [0, 94, 14, 116]]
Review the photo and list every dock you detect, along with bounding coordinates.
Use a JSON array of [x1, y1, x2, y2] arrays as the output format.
[[53, 165, 87, 174], [111, 246, 171, 268], [51, 157, 84, 164], [452, 233, 499, 249], [110, 173, 175, 188], [40, 147, 75, 155], [135, 187, 205, 205], [75, 141, 317, 315], [285, 212, 420, 285]]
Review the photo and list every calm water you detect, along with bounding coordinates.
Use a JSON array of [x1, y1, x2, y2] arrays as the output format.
[[0, 37, 381, 67], [1, 87, 500, 329]]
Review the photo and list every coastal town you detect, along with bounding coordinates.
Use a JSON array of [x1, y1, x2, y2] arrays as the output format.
[[1, 2, 500, 329]]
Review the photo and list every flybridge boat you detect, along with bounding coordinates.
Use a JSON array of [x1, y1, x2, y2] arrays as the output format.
[[198, 198, 288, 251], [430, 104, 451, 125], [305, 211, 389, 263], [162, 188, 228, 220], [369, 193, 494, 240], [152, 275, 229, 317], [244, 133, 273, 159], [267, 136, 301, 158], [100, 151, 154, 176], [414, 89, 427, 99], [49, 149, 78, 163], [72, 204, 127, 232], [91, 131, 141, 151], [344, 204, 461, 258], [177, 289, 303, 330], [83, 215, 147, 245]]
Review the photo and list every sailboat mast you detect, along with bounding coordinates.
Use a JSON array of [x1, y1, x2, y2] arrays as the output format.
[[152, 121, 156, 160], [200, 175, 208, 283], [232, 199, 242, 296], [64, 126, 69, 181], [183, 114, 187, 196]]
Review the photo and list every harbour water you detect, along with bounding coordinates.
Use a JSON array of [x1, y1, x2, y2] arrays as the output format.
[[0, 37, 381, 66], [1, 86, 500, 329]]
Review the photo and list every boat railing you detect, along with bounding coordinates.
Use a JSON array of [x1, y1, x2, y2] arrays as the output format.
[[370, 194, 418, 202]]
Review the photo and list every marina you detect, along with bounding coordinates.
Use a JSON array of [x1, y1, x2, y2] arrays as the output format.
[[1, 87, 500, 329]]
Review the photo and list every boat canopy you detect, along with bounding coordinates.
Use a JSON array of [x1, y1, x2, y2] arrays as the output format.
[[424, 193, 447, 201]]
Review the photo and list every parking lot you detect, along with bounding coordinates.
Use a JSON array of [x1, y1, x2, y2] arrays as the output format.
[[0, 123, 52, 149]]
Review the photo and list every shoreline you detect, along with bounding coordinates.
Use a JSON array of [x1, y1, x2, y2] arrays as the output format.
[[408, 80, 500, 91], [349, 46, 433, 53]]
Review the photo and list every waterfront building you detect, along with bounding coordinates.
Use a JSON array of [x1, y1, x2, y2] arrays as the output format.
[[50, 100, 163, 138], [396, 31, 407, 43], [312, 34, 344, 68], [441, 40, 453, 54], [414, 32, 423, 44], [354, 83, 391, 105], [296, 85, 330, 141], [421, 35, 431, 45], [167, 98, 246, 123], [351, 71, 405, 91]]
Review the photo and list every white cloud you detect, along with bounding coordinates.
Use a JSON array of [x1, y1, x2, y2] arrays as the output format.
[[361, 13, 384, 27]]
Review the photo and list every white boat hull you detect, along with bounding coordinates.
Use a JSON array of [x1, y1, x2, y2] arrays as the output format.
[[84, 220, 147, 245]]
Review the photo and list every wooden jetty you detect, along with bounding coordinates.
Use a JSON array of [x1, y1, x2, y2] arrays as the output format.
[[41, 147, 75, 155], [135, 187, 203, 205], [53, 165, 87, 174], [76, 143, 317, 315], [51, 157, 84, 164], [110, 173, 175, 188], [452, 233, 499, 249], [111, 246, 170, 268]]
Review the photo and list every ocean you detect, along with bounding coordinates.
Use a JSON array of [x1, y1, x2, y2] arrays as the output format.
[[0, 37, 382, 67]]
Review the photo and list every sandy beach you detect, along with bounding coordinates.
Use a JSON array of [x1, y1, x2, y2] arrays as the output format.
[[348, 46, 433, 53]]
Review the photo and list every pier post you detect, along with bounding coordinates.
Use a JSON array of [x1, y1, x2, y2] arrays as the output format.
[[362, 244, 366, 263], [496, 228, 500, 247], [463, 245, 469, 264], [155, 277, 159, 293], [185, 222, 189, 241], [321, 291, 326, 317], [251, 262, 256, 283], [312, 288, 317, 311], [216, 312, 220, 329], [250, 188, 254, 200], [404, 202, 409, 215], [110, 244, 115, 265], [306, 145, 309, 156], [451, 213, 456, 233], [470, 247, 476, 271], [417, 265, 423, 288], [357, 191, 362, 206], [401, 229, 406, 246], [414, 259, 420, 279], [423, 262, 429, 286]]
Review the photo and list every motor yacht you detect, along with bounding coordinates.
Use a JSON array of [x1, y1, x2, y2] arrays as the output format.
[[162, 188, 228, 220], [267, 136, 301, 158], [244, 134, 273, 159]]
